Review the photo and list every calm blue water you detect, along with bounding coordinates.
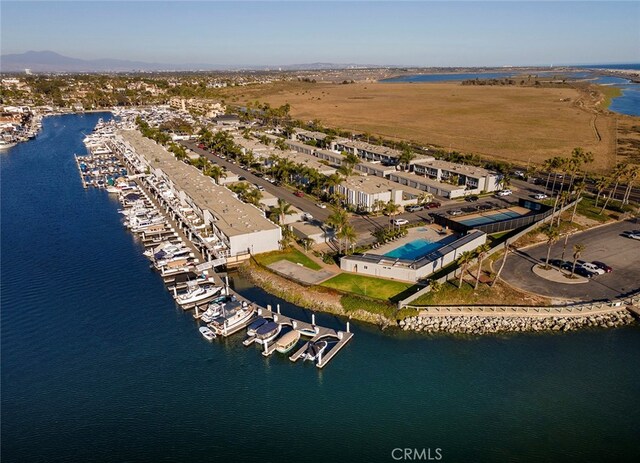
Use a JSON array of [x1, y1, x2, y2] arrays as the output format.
[[384, 239, 443, 260], [3, 114, 640, 463], [382, 69, 640, 116], [458, 210, 523, 227]]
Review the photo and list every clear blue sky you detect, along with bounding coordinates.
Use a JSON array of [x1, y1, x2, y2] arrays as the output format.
[[2, 1, 639, 66]]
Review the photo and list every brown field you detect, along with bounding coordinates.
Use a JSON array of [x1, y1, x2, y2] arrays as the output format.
[[221, 81, 631, 172]]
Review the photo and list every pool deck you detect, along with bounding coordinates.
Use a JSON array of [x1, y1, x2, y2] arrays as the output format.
[[374, 225, 458, 257]]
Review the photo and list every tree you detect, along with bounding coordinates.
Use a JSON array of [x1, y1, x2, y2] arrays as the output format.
[[338, 151, 360, 177], [271, 198, 294, 225], [600, 163, 627, 214], [326, 207, 350, 253], [301, 237, 315, 253], [204, 163, 226, 184], [569, 180, 586, 224], [372, 199, 387, 215], [398, 147, 416, 171], [474, 243, 491, 290], [384, 201, 400, 230], [594, 176, 610, 208], [542, 225, 560, 268], [570, 243, 586, 277], [456, 251, 475, 289], [622, 165, 638, 205], [429, 280, 442, 294], [491, 241, 512, 288], [338, 223, 357, 255]]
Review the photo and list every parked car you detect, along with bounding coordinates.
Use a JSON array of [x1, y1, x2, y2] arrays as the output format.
[[580, 262, 605, 275], [294, 191, 304, 197], [549, 259, 566, 269], [425, 202, 441, 209], [592, 261, 613, 273], [574, 266, 596, 279], [496, 189, 512, 196], [533, 193, 548, 200], [406, 205, 424, 212], [316, 202, 327, 209], [197, 143, 205, 149], [254, 172, 264, 178], [448, 209, 463, 216], [238, 176, 246, 181], [622, 231, 640, 240], [254, 184, 265, 192], [514, 170, 525, 178], [392, 218, 409, 226], [478, 204, 493, 211], [465, 195, 479, 202], [302, 212, 313, 221]]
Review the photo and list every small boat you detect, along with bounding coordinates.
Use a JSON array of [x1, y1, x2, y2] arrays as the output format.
[[298, 326, 319, 337], [303, 340, 328, 361], [199, 326, 216, 341], [246, 317, 269, 337], [254, 321, 281, 345], [275, 330, 300, 354], [209, 301, 255, 335]]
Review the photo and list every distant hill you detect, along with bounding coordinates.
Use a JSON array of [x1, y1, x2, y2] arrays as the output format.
[[0, 50, 227, 73], [0, 51, 396, 73]]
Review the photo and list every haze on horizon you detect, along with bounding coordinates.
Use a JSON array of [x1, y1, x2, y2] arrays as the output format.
[[2, 1, 639, 67]]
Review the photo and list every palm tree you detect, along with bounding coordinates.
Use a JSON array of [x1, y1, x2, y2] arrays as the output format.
[[594, 176, 610, 208], [338, 223, 357, 255], [600, 162, 627, 214], [271, 198, 294, 225], [542, 225, 560, 268], [491, 241, 511, 288], [456, 251, 475, 289], [474, 243, 491, 290], [384, 201, 400, 230], [326, 207, 349, 253], [204, 163, 226, 184], [429, 280, 442, 294], [556, 190, 571, 227], [338, 151, 360, 177], [372, 199, 387, 215], [622, 165, 638, 205], [398, 147, 416, 171], [569, 180, 586, 224], [570, 243, 586, 277], [301, 237, 314, 253]]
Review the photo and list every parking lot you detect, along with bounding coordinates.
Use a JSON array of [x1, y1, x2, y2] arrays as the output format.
[[500, 219, 640, 301]]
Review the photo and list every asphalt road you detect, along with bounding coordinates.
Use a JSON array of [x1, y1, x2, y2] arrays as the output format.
[[500, 219, 640, 301]]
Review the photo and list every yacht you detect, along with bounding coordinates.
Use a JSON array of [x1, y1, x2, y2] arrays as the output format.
[[303, 340, 328, 362], [175, 284, 223, 307], [254, 321, 281, 345], [209, 301, 255, 336], [275, 330, 300, 354], [246, 317, 269, 337], [199, 326, 216, 341]]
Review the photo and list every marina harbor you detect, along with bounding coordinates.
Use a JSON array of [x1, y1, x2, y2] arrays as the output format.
[[74, 117, 353, 369]]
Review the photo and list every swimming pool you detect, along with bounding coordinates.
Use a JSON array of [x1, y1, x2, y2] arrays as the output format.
[[384, 239, 444, 260], [457, 209, 523, 227]]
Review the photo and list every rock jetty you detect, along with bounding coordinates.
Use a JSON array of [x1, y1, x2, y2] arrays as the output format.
[[398, 310, 636, 334]]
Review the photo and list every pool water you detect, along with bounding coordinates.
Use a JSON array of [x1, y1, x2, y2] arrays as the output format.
[[384, 239, 443, 260], [458, 209, 523, 226]]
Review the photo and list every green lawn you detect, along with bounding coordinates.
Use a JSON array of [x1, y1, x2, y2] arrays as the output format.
[[321, 273, 413, 301], [255, 248, 322, 270]]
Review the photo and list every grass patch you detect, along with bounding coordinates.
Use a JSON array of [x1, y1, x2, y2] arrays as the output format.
[[255, 248, 322, 270], [340, 294, 396, 319], [321, 273, 413, 301], [599, 85, 622, 109], [575, 196, 613, 223]]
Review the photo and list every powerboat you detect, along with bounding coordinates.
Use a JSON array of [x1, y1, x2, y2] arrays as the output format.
[[254, 321, 281, 345], [209, 301, 255, 335], [246, 317, 269, 337], [175, 284, 223, 307], [199, 326, 216, 341], [298, 326, 319, 338], [303, 340, 328, 361], [275, 330, 300, 354]]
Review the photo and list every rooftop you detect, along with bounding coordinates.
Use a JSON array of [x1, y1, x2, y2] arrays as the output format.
[[340, 174, 423, 196], [120, 130, 279, 238], [389, 170, 459, 193], [414, 159, 495, 178]]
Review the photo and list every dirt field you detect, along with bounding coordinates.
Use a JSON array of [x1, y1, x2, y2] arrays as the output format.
[[222, 81, 628, 172]]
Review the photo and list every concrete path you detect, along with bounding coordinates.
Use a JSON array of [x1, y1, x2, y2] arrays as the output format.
[[268, 260, 335, 285]]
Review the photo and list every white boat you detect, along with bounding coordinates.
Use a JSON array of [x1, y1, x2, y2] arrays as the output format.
[[254, 321, 281, 345], [199, 326, 216, 341], [209, 301, 255, 335], [175, 284, 222, 306], [275, 330, 300, 354], [303, 340, 328, 361], [246, 317, 269, 337], [298, 326, 319, 337]]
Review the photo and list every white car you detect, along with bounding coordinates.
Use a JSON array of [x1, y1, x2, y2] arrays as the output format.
[[316, 203, 327, 209], [622, 231, 640, 240], [534, 193, 548, 200], [579, 262, 605, 275], [302, 212, 314, 221], [514, 170, 525, 178], [448, 209, 463, 216], [392, 218, 409, 226], [497, 189, 513, 196]]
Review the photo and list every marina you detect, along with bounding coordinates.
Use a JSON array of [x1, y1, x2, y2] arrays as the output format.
[[74, 117, 353, 369]]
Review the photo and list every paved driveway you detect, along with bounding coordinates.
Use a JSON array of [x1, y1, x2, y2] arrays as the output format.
[[500, 219, 640, 301]]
